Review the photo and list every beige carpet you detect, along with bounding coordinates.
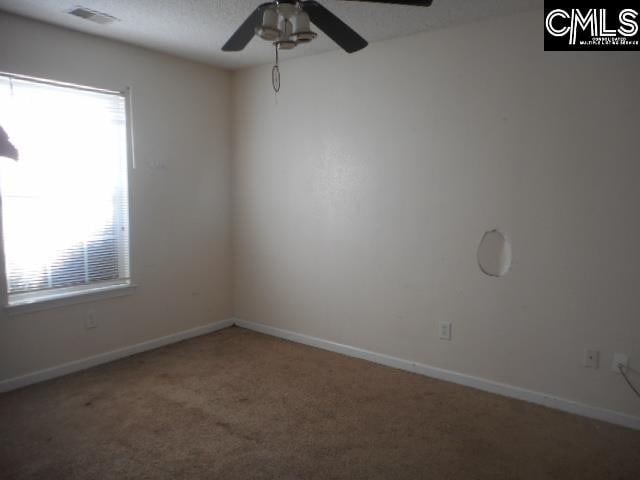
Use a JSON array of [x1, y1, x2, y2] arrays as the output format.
[[1, 326, 639, 479]]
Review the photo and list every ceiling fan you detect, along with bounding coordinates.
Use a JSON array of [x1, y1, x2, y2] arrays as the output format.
[[222, 0, 434, 54]]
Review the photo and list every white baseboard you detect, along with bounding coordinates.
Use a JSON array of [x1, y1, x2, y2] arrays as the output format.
[[233, 318, 640, 431], [0, 318, 234, 393], [3, 316, 637, 430]]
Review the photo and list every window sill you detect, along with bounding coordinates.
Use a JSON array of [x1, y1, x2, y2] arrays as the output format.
[[4, 284, 138, 316]]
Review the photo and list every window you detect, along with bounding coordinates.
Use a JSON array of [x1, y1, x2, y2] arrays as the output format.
[[0, 74, 131, 307]]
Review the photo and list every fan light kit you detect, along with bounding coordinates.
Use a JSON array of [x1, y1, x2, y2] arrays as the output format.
[[255, 3, 317, 49], [223, 1, 433, 92]]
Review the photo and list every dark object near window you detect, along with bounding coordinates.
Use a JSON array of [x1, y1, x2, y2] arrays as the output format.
[[0, 125, 18, 160]]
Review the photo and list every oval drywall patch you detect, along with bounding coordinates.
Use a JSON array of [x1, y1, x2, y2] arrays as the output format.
[[477, 229, 511, 277]]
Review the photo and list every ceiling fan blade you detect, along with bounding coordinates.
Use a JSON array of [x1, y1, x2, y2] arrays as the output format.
[[222, 3, 269, 52], [302, 1, 368, 53], [339, 0, 433, 5]]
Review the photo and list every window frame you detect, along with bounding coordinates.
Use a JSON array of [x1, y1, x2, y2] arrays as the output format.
[[0, 72, 136, 313]]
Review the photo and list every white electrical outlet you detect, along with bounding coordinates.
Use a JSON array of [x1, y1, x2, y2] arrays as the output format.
[[584, 350, 599, 369], [439, 321, 452, 341], [611, 353, 629, 372], [85, 310, 97, 330]]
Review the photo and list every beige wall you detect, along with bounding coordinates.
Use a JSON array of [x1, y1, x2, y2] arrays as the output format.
[[0, 13, 232, 380], [2, 9, 639, 421], [232, 10, 640, 418]]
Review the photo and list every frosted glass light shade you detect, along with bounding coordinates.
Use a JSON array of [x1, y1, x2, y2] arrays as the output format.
[[291, 11, 316, 43], [277, 17, 296, 49], [255, 7, 281, 41]]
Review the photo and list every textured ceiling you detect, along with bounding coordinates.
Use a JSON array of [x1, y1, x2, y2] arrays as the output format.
[[0, 0, 541, 69]]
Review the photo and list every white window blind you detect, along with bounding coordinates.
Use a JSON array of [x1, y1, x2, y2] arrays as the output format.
[[0, 75, 131, 306]]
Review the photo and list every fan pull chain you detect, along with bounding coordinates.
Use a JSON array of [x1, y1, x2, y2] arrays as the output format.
[[272, 44, 280, 103]]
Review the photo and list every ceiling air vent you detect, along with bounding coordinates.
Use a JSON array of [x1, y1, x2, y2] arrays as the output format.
[[68, 6, 119, 25]]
